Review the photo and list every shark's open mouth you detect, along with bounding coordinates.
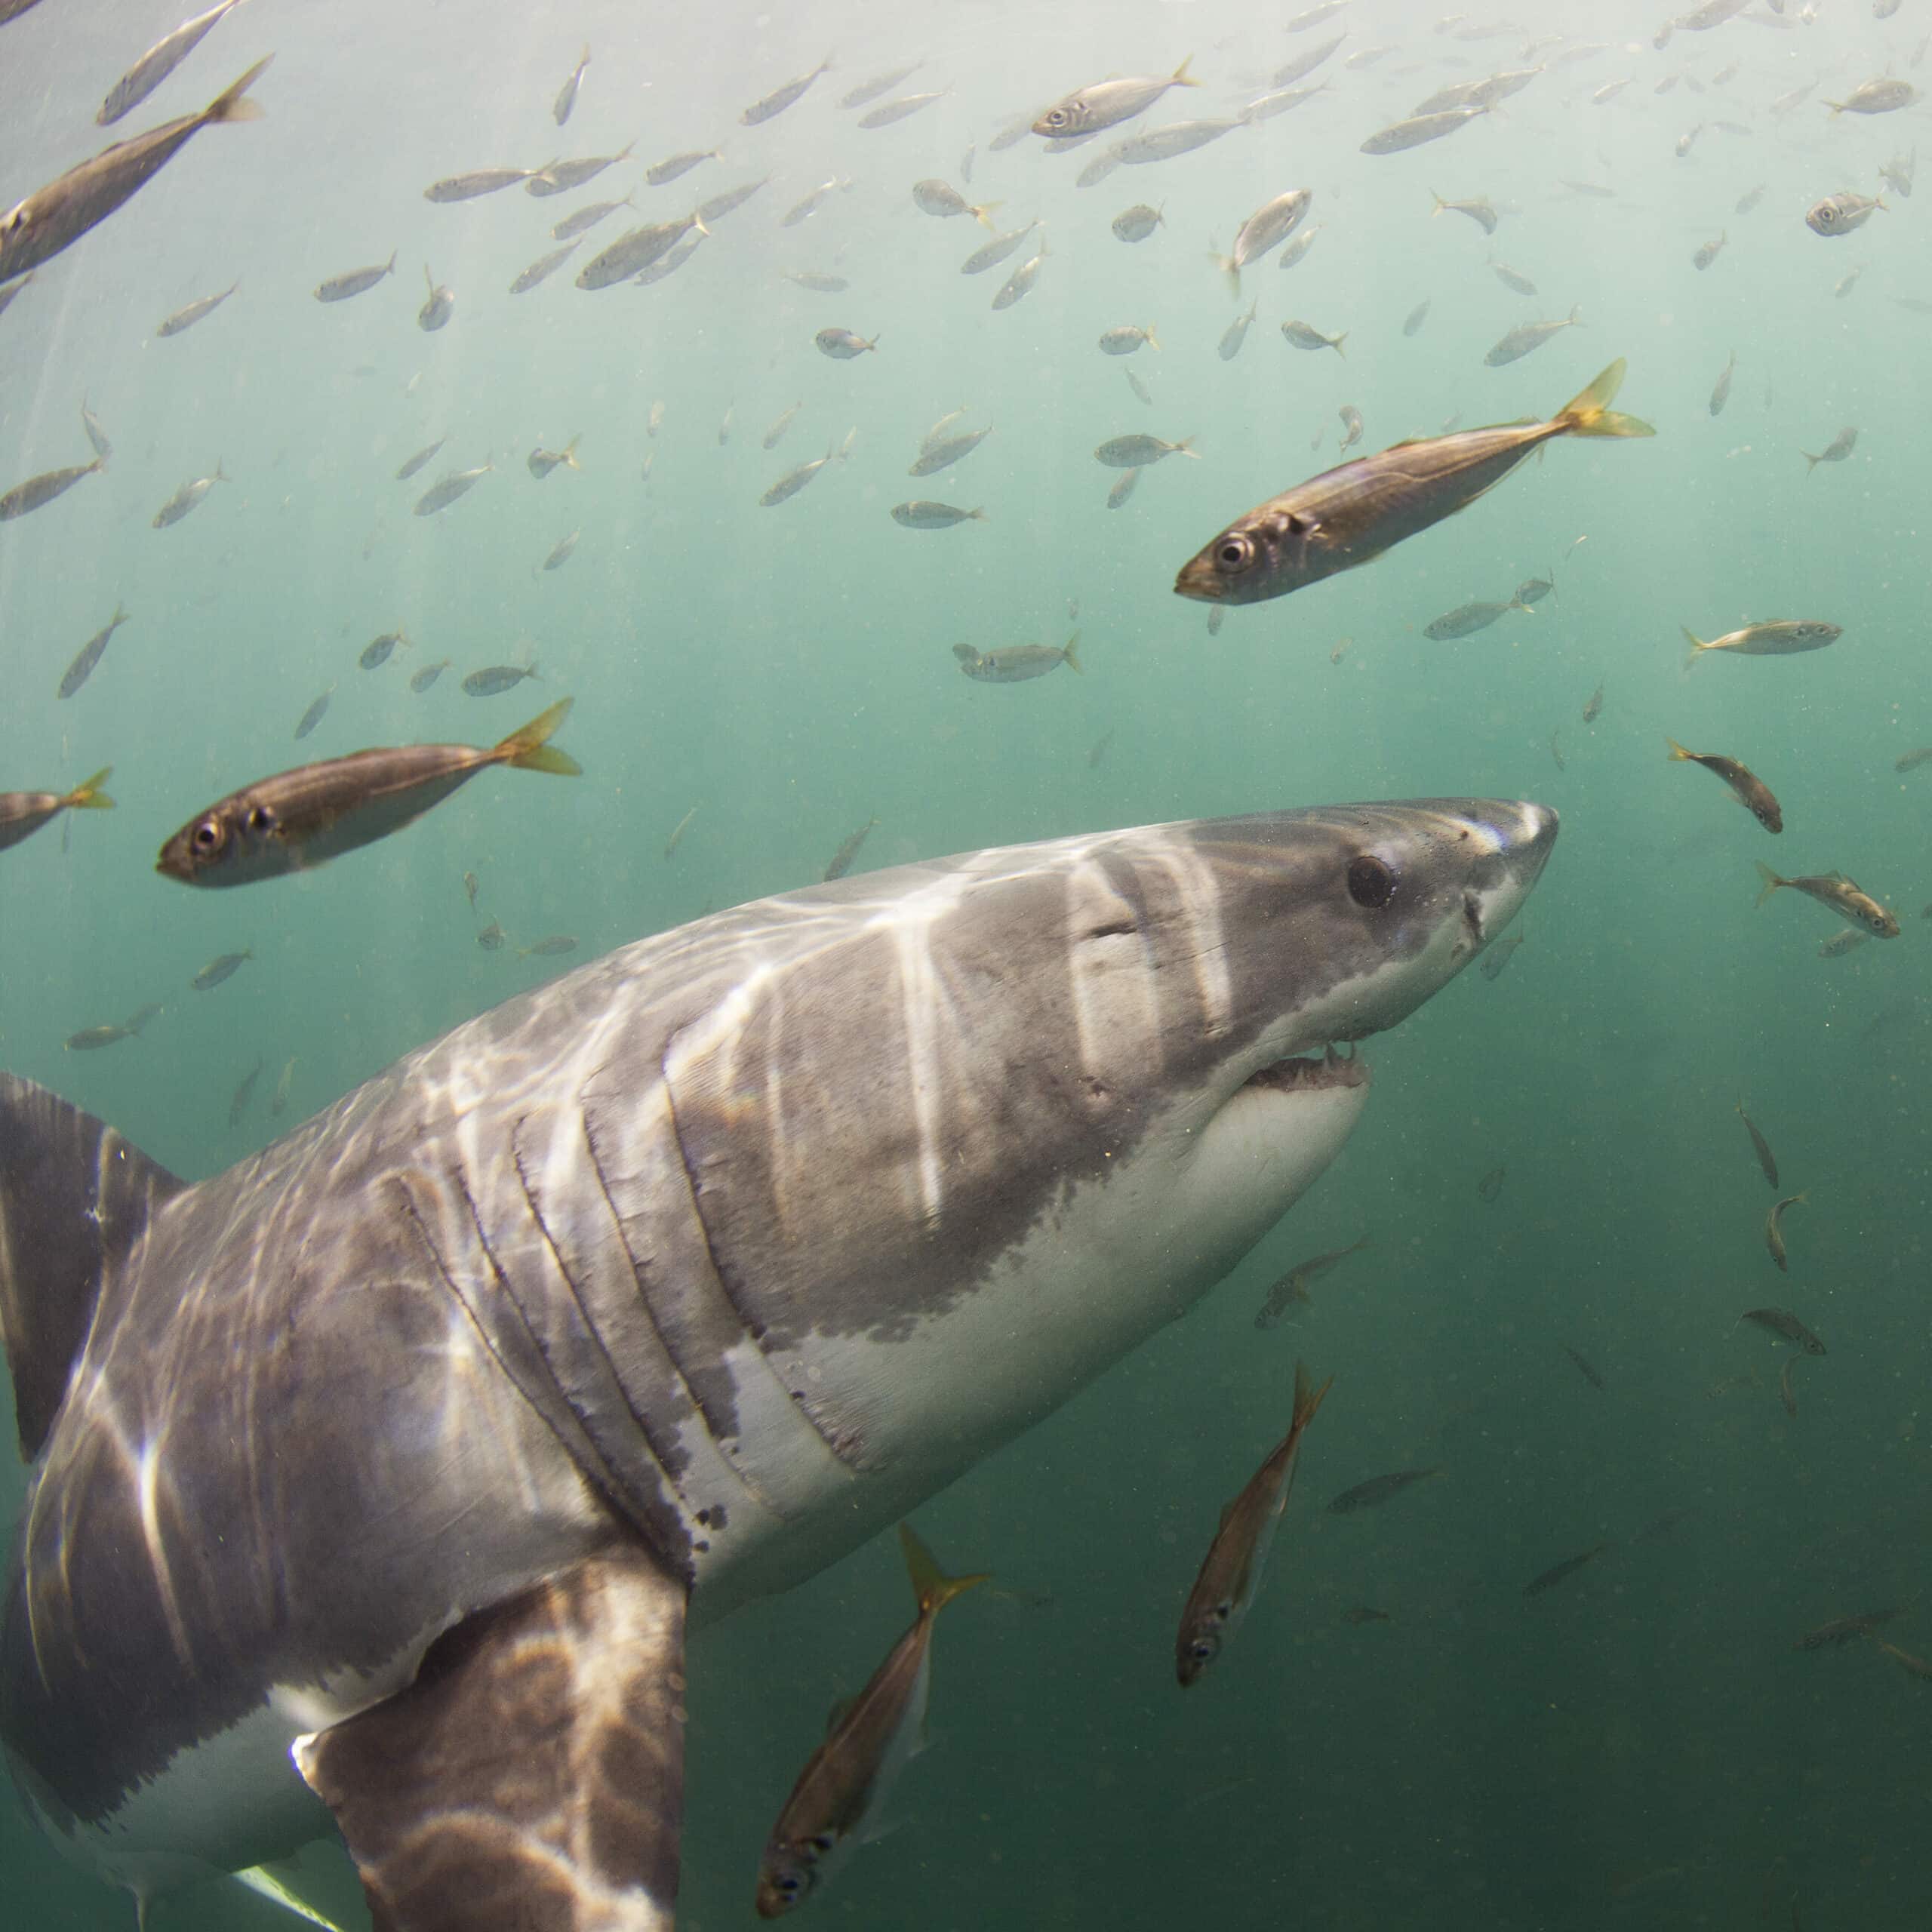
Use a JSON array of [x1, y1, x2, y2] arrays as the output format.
[[1242, 1045, 1370, 1097]]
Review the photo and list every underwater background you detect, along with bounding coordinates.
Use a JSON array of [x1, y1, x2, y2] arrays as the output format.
[[2, 0, 1928, 1924]]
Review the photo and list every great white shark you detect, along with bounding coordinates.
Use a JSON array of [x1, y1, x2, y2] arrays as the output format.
[[0, 798, 1555, 1931]]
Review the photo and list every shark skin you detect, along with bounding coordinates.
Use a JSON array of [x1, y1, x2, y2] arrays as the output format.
[[0, 798, 1556, 1932]]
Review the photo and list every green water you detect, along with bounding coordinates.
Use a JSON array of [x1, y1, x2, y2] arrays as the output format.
[[3, 0, 1928, 1924]]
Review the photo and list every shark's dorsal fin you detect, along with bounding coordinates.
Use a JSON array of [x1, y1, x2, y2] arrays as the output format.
[[295, 1546, 688, 1932], [0, 1074, 185, 1459]]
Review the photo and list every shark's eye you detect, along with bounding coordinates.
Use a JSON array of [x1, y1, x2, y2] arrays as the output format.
[[1347, 855, 1395, 909]]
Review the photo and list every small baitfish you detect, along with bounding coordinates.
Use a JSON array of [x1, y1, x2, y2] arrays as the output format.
[[1253, 1234, 1369, 1328], [1423, 597, 1531, 639], [413, 462, 492, 517], [314, 252, 395, 303], [528, 436, 581, 479], [1327, 1468, 1442, 1514], [1737, 1103, 1779, 1190], [1478, 928, 1525, 980], [1740, 1306, 1825, 1355], [1805, 192, 1886, 237], [462, 663, 540, 697], [190, 949, 251, 991], [755, 1525, 986, 1918], [57, 604, 130, 699], [1094, 432, 1196, 468], [1176, 361, 1651, 608], [891, 501, 985, 529], [952, 635, 1081, 682], [1032, 59, 1200, 137], [1430, 192, 1498, 233], [1682, 619, 1840, 664], [157, 702, 579, 887], [814, 327, 878, 358], [1175, 1361, 1332, 1685], [1755, 865, 1897, 936], [0, 767, 113, 853], [822, 815, 878, 881], [152, 462, 226, 527], [1801, 426, 1858, 472], [155, 280, 238, 337], [1665, 738, 1782, 832], [1484, 307, 1581, 367], [1, 453, 106, 521]]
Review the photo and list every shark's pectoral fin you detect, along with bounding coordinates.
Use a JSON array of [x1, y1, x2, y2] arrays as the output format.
[[295, 1546, 688, 1932]]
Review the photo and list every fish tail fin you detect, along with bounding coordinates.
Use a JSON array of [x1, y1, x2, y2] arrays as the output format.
[[900, 1522, 989, 1619], [691, 214, 711, 238], [202, 54, 272, 126], [214, 458, 228, 482], [494, 699, 581, 776], [65, 768, 115, 810], [1062, 631, 1083, 674], [1174, 435, 1201, 458], [1567, 303, 1582, 325], [968, 507, 987, 521], [1552, 358, 1654, 438], [1332, 333, 1347, 360], [971, 200, 1003, 230], [1664, 735, 1694, 762], [1214, 252, 1241, 297], [1681, 626, 1709, 669], [1429, 191, 1445, 216], [1754, 860, 1788, 908], [384, 250, 398, 275], [835, 426, 857, 460], [562, 435, 582, 469], [1146, 325, 1161, 352], [1172, 54, 1199, 86], [0, 1075, 186, 1459], [1291, 1358, 1335, 1435]]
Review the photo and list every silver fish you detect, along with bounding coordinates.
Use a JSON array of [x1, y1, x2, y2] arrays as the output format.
[[991, 242, 1048, 310], [857, 91, 947, 129], [1246, 82, 1329, 122], [97, 0, 249, 126], [815, 327, 877, 358], [1115, 117, 1246, 165], [952, 634, 1082, 682], [1106, 468, 1140, 509], [1827, 79, 1918, 115], [1218, 300, 1258, 361], [270, 1056, 297, 1116], [1483, 307, 1580, 366], [417, 266, 453, 331], [0, 454, 106, 520], [1879, 149, 1916, 200], [1175, 1362, 1332, 1686], [1693, 231, 1726, 271], [1110, 202, 1164, 242], [1361, 106, 1489, 155], [359, 629, 406, 671], [155, 279, 237, 336], [1273, 35, 1346, 88], [509, 240, 581, 294], [1430, 192, 1497, 233], [645, 149, 719, 187], [1800, 427, 1857, 472], [909, 428, 991, 477], [1491, 260, 1537, 296], [463, 663, 541, 697], [891, 500, 985, 529], [79, 398, 110, 459], [412, 461, 492, 517], [696, 178, 771, 223], [424, 167, 538, 203], [395, 439, 444, 481], [840, 64, 920, 109], [760, 435, 853, 507], [1682, 619, 1841, 663], [1337, 405, 1364, 453], [553, 194, 632, 241], [1423, 597, 1531, 639], [912, 179, 996, 224], [158, 702, 577, 887], [152, 461, 226, 527], [1075, 146, 1124, 190], [1125, 368, 1152, 405], [1094, 432, 1195, 468], [1281, 318, 1346, 356], [314, 251, 395, 302], [541, 531, 579, 571], [57, 604, 131, 699], [782, 269, 848, 293], [1403, 299, 1430, 337], [762, 403, 801, 451], [553, 43, 588, 125], [635, 232, 706, 286], [1033, 59, 1200, 137], [1736, 183, 1766, 214], [754, 1527, 985, 1918], [577, 215, 705, 290], [0, 57, 271, 282], [1217, 188, 1312, 288], [409, 658, 451, 693], [293, 687, 333, 739], [742, 58, 832, 127], [780, 177, 851, 226], [1834, 266, 1864, 301], [960, 220, 1038, 274], [1806, 192, 1886, 236], [1098, 323, 1159, 356], [191, 948, 251, 991], [822, 817, 878, 881]]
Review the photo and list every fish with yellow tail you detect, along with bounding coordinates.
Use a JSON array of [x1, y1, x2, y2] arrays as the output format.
[[1681, 619, 1841, 667], [755, 1524, 986, 1917], [1175, 360, 1653, 607], [1175, 1360, 1332, 1686], [1754, 863, 1898, 937], [1664, 737, 1783, 832], [0, 767, 113, 854], [157, 702, 579, 886]]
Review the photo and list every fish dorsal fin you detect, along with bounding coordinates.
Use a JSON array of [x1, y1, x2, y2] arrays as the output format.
[[296, 1547, 689, 1932], [0, 1074, 186, 1460]]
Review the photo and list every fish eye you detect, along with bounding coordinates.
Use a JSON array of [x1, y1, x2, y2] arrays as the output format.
[[1048, 107, 1069, 126], [191, 817, 225, 853], [1189, 1636, 1218, 1663], [1346, 854, 1397, 909], [1216, 533, 1254, 571]]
